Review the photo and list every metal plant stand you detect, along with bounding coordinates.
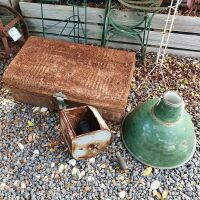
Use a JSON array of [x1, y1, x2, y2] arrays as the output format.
[[40, 0, 87, 44], [101, 0, 165, 60]]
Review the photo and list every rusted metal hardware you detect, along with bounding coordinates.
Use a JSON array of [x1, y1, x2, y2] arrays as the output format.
[[0, 5, 28, 58], [116, 151, 128, 170], [60, 105, 112, 160], [3, 36, 135, 122], [53, 92, 68, 110]]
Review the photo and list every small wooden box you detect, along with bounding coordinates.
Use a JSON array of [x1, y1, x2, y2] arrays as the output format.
[[3, 36, 135, 122], [60, 106, 111, 160]]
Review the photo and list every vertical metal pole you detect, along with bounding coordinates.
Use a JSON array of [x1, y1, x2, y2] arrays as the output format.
[[141, 14, 147, 60], [41, 0, 45, 38], [77, 4, 80, 43], [72, 2, 76, 43], [101, 0, 112, 46], [142, 13, 154, 61], [84, 0, 87, 44]]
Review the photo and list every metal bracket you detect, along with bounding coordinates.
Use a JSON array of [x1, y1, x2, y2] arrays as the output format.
[[53, 92, 68, 110]]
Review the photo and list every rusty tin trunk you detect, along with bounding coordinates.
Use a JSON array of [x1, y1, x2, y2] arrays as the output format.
[[3, 36, 135, 122], [60, 105, 112, 160]]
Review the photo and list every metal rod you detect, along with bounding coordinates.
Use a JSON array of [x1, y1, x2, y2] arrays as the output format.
[[84, 0, 87, 44], [40, 0, 45, 38], [116, 152, 128, 170], [77, 3, 80, 43], [72, 1, 76, 43]]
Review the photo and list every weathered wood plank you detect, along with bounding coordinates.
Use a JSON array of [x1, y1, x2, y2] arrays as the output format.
[[0, 0, 11, 6], [25, 18, 200, 51], [31, 32, 200, 58], [152, 14, 200, 34], [20, 2, 200, 33], [0, 0, 20, 7], [20, 2, 90, 21], [19, 1, 200, 57], [106, 41, 200, 58]]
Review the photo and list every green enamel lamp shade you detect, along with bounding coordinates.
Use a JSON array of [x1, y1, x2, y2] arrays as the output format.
[[122, 91, 196, 169]]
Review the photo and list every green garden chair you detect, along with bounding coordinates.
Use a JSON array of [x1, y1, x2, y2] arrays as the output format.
[[101, 0, 165, 60]]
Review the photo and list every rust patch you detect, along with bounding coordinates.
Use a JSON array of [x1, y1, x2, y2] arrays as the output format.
[[60, 106, 112, 160], [3, 36, 135, 122]]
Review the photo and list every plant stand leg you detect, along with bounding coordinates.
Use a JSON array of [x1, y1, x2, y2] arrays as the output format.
[[101, 0, 112, 47], [137, 12, 154, 61]]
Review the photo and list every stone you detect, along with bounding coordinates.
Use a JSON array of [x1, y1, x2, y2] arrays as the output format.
[[87, 176, 95, 182], [18, 143, 24, 150], [41, 107, 48, 113], [21, 182, 26, 189], [100, 183, 106, 189], [78, 171, 86, 180], [51, 163, 55, 168], [68, 159, 76, 166], [33, 107, 40, 113], [33, 150, 39, 155], [0, 183, 7, 188], [118, 191, 126, 199], [72, 167, 80, 177], [150, 180, 160, 190], [13, 180, 20, 187], [89, 157, 95, 164], [58, 164, 65, 173]]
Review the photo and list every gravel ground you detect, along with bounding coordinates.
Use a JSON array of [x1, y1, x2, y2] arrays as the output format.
[[0, 53, 199, 200]]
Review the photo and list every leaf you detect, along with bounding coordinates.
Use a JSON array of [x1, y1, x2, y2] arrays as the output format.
[[100, 163, 107, 169], [191, 92, 200, 97], [28, 120, 34, 127], [183, 79, 189, 85], [115, 166, 120, 171], [143, 167, 152, 176], [162, 189, 169, 199], [153, 190, 162, 199]]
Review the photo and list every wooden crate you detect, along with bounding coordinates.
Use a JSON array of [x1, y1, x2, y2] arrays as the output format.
[[19, 1, 200, 57]]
